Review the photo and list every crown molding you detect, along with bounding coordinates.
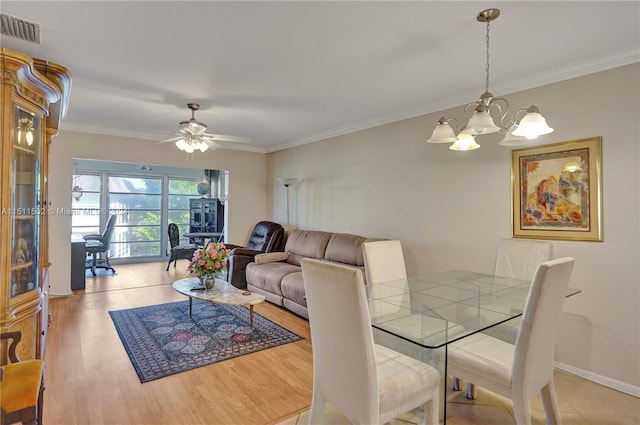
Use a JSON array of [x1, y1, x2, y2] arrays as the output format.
[[267, 49, 639, 153], [63, 49, 638, 155]]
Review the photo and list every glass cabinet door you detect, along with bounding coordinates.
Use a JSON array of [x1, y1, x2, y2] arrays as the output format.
[[10, 106, 41, 298]]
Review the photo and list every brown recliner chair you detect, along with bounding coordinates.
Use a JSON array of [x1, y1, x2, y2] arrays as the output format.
[[226, 221, 285, 289]]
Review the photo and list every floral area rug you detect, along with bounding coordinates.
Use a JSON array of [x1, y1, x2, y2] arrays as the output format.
[[109, 300, 303, 382]]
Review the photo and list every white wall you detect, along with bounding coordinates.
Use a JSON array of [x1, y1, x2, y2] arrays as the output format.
[[267, 64, 640, 393], [48, 131, 268, 296]]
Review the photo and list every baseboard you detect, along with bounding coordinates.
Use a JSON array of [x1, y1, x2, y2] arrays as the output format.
[[554, 361, 640, 397]]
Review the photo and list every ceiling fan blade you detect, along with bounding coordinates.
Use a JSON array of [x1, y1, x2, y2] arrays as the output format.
[[155, 136, 184, 144], [203, 139, 222, 150], [201, 133, 252, 143]]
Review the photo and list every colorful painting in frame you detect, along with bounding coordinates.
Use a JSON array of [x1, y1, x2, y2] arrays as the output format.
[[511, 137, 603, 241]]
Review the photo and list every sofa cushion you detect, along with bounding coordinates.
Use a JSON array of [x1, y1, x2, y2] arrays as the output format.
[[246, 262, 300, 296], [324, 233, 368, 267], [280, 272, 306, 307], [247, 284, 285, 307], [254, 251, 289, 265], [285, 230, 332, 266]]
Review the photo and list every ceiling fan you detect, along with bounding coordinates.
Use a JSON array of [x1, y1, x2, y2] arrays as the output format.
[[156, 103, 249, 153]]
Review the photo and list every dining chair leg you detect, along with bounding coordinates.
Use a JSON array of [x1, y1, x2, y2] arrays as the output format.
[[511, 395, 532, 425], [452, 376, 461, 391], [308, 392, 326, 425], [540, 382, 561, 425], [423, 387, 439, 425], [465, 382, 477, 399]]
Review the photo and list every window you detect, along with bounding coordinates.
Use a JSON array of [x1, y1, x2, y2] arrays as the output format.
[[109, 176, 162, 258], [71, 174, 102, 236], [70, 160, 222, 262], [168, 178, 200, 244]]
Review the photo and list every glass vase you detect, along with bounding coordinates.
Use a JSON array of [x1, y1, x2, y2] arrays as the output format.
[[203, 276, 216, 290]]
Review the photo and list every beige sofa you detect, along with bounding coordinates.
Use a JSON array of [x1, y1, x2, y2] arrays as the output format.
[[245, 230, 372, 319]]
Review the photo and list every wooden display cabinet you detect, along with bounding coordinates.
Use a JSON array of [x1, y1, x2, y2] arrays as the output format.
[[1, 48, 71, 360], [189, 198, 224, 234]]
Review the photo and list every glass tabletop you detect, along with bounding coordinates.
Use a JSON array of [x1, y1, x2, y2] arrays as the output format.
[[367, 270, 581, 349]]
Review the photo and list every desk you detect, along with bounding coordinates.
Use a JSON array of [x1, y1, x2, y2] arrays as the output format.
[[367, 270, 580, 423], [71, 234, 86, 290], [183, 232, 222, 247]]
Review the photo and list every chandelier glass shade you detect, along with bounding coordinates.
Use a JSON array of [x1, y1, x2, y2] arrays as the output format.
[[449, 132, 480, 151], [497, 126, 528, 146], [427, 8, 553, 151], [510, 106, 554, 139], [428, 117, 458, 143]]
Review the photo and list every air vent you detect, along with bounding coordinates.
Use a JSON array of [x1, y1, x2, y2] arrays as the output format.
[[1, 13, 40, 44]]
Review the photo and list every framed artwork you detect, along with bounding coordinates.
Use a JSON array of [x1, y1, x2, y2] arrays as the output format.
[[511, 136, 603, 242]]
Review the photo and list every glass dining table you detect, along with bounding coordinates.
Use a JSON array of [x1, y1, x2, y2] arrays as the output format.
[[183, 231, 223, 248], [366, 270, 581, 424]]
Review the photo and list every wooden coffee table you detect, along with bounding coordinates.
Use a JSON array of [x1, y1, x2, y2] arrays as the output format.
[[172, 277, 266, 328]]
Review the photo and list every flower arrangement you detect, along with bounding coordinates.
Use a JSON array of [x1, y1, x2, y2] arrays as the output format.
[[187, 242, 230, 280]]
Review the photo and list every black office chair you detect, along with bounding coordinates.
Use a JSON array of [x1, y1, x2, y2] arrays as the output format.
[[166, 223, 197, 271], [84, 214, 117, 276]]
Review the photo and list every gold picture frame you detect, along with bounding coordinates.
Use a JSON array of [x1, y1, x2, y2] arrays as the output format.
[[511, 136, 603, 242]]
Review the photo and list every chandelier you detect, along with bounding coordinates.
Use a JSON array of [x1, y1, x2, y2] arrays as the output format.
[[427, 8, 553, 151]]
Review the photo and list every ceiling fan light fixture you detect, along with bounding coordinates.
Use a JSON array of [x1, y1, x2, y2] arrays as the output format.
[[175, 138, 188, 151], [428, 8, 553, 152], [157, 102, 249, 158]]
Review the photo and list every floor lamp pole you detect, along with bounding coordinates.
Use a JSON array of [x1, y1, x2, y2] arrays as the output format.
[[277, 178, 299, 230], [285, 184, 291, 228]]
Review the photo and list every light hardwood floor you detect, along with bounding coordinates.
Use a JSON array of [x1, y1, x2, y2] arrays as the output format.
[[44, 261, 639, 425], [45, 261, 313, 425]]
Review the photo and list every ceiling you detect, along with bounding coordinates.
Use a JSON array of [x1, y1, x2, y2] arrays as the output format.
[[2, 1, 638, 153]]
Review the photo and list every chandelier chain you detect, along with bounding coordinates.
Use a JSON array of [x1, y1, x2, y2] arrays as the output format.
[[485, 19, 491, 94]]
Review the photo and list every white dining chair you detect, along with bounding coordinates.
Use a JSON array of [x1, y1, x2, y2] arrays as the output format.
[[301, 258, 440, 425], [489, 238, 553, 344], [453, 238, 554, 397], [362, 239, 407, 284], [494, 238, 553, 280], [362, 240, 422, 357], [448, 257, 575, 425]]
